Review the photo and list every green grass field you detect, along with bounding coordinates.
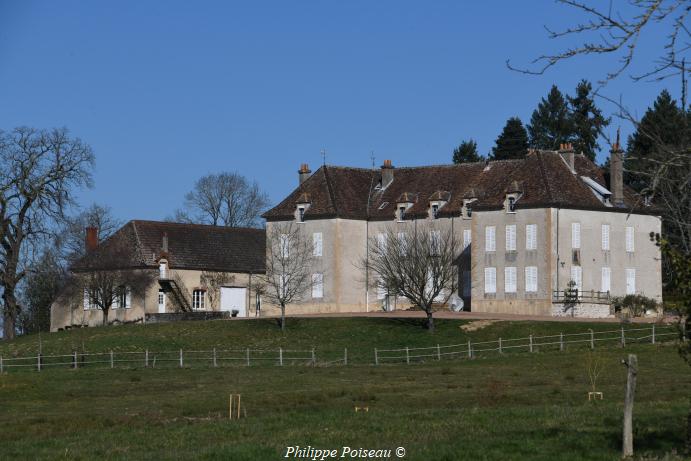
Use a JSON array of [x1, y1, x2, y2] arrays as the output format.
[[0, 317, 689, 460]]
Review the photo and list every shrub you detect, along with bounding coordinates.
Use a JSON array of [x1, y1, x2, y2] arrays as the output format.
[[612, 294, 659, 317]]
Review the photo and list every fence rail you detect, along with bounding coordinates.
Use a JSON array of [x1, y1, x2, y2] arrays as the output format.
[[0, 324, 680, 373]]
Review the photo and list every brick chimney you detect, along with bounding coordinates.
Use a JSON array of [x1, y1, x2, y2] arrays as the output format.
[[381, 159, 394, 188], [559, 143, 575, 173], [85, 227, 98, 252], [610, 130, 624, 206], [298, 164, 311, 185]]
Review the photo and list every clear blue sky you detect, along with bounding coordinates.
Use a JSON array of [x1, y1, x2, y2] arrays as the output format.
[[0, 1, 676, 223]]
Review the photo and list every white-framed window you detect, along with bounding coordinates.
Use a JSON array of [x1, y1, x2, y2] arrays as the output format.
[[462, 270, 471, 297], [312, 273, 324, 299], [463, 229, 472, 249], [313, 232, 323, 257], [484, 267, 497, 294], [430, 230, 441, 255], [505, 225, 517, 252], [601, 224, 610, 251], [297, 206, 306, 223], [526, 224, 537, 250], [601, 267, 611, 293], [193, 290, 206, 310], [625, 226, 635, 252], [626, 268, 636, 294], [159, 261, 167, 279], [431, 203, 439, 219], [376, 233, 386, 252], [83, 289, 95, 310], [116, 286, 131, 309], [279, 234, 290, 258], [376, 279, 387, 300], [572, 223, 581, 249], [397, 205, 406, 221], [504, 267, 517, 293], [570, 266, 583, 293], [525, 266, 538, 293], [485, 226, 496, 252]]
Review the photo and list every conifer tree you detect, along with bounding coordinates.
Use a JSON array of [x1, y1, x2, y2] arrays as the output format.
[[568, 80, 610, 161], [452, 139, 482, 164], [491, 117, 529, 160], [528, 85, 574, 149]]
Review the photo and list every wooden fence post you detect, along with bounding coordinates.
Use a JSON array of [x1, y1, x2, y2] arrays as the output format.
[[37, 353, 42, 372], [311, 348, 316, 366], [110, 350, 114, 369], [621, 327, 626, 348], [590, 329, 595, 349], [73, 351, 78, 369], [0, 355, 3, 374], [179, 349, 183, 368], [437, 344, 441, 361], [651, 324, 655, 344], [374, 348, 379, 366], [529, 335, 533, 353], [467, 340, 472, 359], [212, 348, 217, 367], [622, 354, 638, 458], [145, 349, 149, 368], [344, 348, 348, 366], [498, 338, 502, 354], [246, 348, 250, 367], [405, 347, 410, 365], [279, 347, 283, 366], [560, 333, 564, 351]]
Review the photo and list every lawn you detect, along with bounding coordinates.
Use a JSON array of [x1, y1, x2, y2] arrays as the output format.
[[0, 318, 688, 460]]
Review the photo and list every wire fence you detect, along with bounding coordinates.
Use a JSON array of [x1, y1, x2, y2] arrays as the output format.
[[0, 324, 680, 373]]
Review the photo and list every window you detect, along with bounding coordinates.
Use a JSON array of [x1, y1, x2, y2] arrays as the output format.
[[601, 224, 610, 251], [507, 196, 516, 212], [601, 267, 611, 293], [376, 279, 387, 300], [397, 205, 407, 221], [484, 267, 496, 294], [430, 230, 441, 255], [462, 270, 471, 297], [279, 234, 289, 258], [193, 290, 206, 310], [376, 233, 386, 252], [297, 206, 305, 223], [504, 267, 517, 293], [431, 204, 439, 219], [463, 229, 472, 249], [312, 273, 324, 299], [397, 232, 407, 254], [313, 232, 323, 257], [159, 261, 167, 279], [505, 225, 516, 251], [116, 286, 131, 309], [625, 226, 635, 252], [526, 224, 537, 250], [626, 268, 636, 294], [525, 266, 538, 292], [83, 289, 95, 310], [571, 223, 581, 249], [485, 226, 496, 252], [570, 266, 582, 293]]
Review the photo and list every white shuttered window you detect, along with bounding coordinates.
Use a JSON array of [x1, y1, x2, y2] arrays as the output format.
[[504, 267, 517, 293], [377, 233, 386, 252], [312, 273, 324, 298], [601, 267, 611, 292], [572, 223, 581, 249], [626, 226, 635, 252], [526, 224, 537, 250], [485, 226, 496, 252], [484, 267, 497, 294], [463, 229, 472, 249], [626, 268, 636, 294], [570, 266, 582, 292], [525, 266, 538, 292], [313, 232, 323, 257], [505, 225, 516, 251]]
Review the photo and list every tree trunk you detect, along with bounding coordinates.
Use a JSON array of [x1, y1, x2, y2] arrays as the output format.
[[622, 354, 638, 458], [102, 308, 109, 326], [2, 289, 18, 340], [280, 304, 286, 331], [425, 308, 435, 332]]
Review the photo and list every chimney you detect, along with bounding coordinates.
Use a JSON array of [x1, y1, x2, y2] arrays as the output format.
[[298, 164, 311, 185], [559, 143, 575, 173], [610, 130, 624, 206], [381, 159, 394, 188], [85, 227, 98, 252]]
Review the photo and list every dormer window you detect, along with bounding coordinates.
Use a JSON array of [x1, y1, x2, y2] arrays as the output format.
[[397, 205, 407, 221], [505, 193, 520, 213], [431, 204, 439, 219], [298, 206, 305, 222], [580, 176, 613, 207], [462, 198, 476, 219], [508, 197, 516, 212]]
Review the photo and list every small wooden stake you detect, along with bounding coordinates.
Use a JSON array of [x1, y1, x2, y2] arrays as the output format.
[[110, 350, 114, 369], [145, 349, 149, 368], [590, 329, 595, 349], [529, 335, 533, 353], [179, 349, 183, 368], [560, 333, 564, 351], [37, 353, 42, 372], [467, 340, 472, 359], [622, 354, 638, 458], [374, 348, 379, 365], [279, 347, 283, 366], [498, 338, 502, 354], [651, 324, 655, 344], [213, 348, 217, 367], [246, 348, 250, 367], [437, 344, 441, 361], [405, 347, 410, 365]]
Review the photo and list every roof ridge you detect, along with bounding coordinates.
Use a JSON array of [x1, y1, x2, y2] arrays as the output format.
[[130, 219, 265, 232]]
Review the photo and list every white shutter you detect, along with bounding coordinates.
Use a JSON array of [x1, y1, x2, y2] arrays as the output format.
[[125, 287, 132, 309], [570, 266, 582, 293], [83, 289, 90, 310], [430, 230, 441, 255], [485, 226, 496, 252], [504, 267, 517, 293], [601, 267, 611, 293], [625, 226, 635, 252], [463, 229, 472, 249], [279, 234, 289, 258], [526, 224, 537, 250], [626, 268, 636, 294], [159, 262, 167, 279], [376, 233, 386, 252], [525, 266, 538, 292], [484, 267, 496, 294], [376, 279, 386, 300], [572, 223, 581, 249], [312, 273, 323, 299], [601, 224, 610, 251], [505, 225, 516, 251], [313, 232, 323, 257], [462, 270, 471, 297], [397, 232, 407, 254]]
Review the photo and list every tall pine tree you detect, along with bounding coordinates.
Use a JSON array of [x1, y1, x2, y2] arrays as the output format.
[[568, 80, 610, 161], [452, 139, 482, 164], [491, 117, 529, 160], [528, 85, 574, 150]]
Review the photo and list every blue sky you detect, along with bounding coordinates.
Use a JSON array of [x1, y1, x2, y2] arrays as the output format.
[[0, 1, 677, 223]]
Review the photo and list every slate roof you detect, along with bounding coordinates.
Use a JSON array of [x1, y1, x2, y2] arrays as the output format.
[[262, 150, 656, 221], [72, 220, 265, 273]]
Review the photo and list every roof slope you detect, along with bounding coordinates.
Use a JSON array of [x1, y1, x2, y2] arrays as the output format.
[[72, 220, 266, 273], [262, 151, 654, 221]]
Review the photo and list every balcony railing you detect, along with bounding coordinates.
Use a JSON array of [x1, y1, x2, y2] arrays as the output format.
[[552, 290, 611, 304]]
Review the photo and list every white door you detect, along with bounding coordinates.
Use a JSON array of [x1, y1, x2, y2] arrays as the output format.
[[158, 290, 166, 313], [220, 287, 247, 317]]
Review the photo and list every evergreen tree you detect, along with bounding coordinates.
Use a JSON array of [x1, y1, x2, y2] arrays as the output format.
[[568, 80, 610, 161], [452, 139, 482, 164], [528, 85, 574, 149], [491, 117, 529, 160]]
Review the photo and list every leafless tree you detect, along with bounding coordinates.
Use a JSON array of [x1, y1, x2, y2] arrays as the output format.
[[172, 172, 270, 228], [60, 204, 123, 263], [0, 127, 94, 339], [260, 222, 314, 330], [507, 0, 690, 86], [65, 231, 155, 326], [364, 224, 458, 332]]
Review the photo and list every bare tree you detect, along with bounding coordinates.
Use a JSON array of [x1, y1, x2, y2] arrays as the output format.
[[66, 232, 155, 326], [173, 172, 270, 228], [260, 222, 314, 330], [60, 204, 123, 263], [0, 127, 94, 339], [364, 224, 458, 332]]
